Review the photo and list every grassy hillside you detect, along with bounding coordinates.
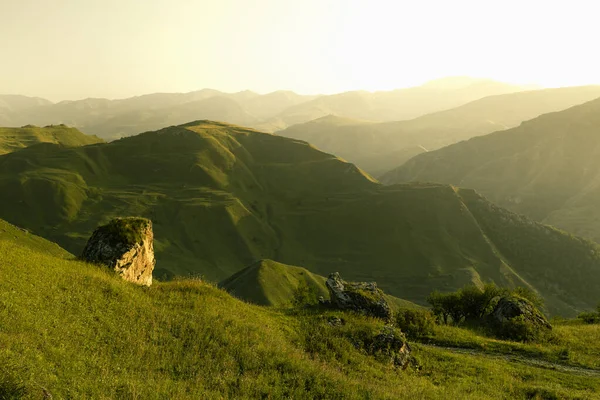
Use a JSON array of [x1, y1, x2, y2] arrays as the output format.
[[2, 220, 600, 398], [0, 218, 71, 258], [279, 86, 600, 176], [0, 125, 103, 155], [383, 96, 600, 243], [1, 121, 600, 316]]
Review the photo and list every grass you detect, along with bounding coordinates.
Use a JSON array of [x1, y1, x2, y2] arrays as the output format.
[[1, 229, 600, 398], [407, 319, 600, 372], [1, 121, 600, 317]]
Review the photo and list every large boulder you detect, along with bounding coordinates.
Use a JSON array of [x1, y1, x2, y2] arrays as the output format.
[[81, 217, 155, 286], [326, 272, 392, 320]]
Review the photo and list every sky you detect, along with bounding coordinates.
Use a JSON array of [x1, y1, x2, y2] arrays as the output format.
[[1, 0, 599, 101]]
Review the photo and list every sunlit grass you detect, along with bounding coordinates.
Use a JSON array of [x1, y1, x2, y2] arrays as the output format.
[[1, 233, 600, 399]]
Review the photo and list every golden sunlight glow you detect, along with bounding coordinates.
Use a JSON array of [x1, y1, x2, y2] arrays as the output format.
[[1, 0, 599, 100]]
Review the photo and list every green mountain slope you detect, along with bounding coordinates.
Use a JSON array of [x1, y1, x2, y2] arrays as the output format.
[[3, 221, 599, 398], [1, 121, 600, 316], [0, 124, 103, 155], [278, 86, 600, 176], [383, 97, 600, 243]]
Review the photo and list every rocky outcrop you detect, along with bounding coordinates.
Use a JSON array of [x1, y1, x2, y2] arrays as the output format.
[[325, 272, 392, 320], [81, 217, 155, 286]]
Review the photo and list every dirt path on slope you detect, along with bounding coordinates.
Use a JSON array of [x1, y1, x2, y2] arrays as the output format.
[[419, 344, 600, 377]]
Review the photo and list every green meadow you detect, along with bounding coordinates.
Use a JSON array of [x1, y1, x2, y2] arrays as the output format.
[[1, 220, 600, 399]]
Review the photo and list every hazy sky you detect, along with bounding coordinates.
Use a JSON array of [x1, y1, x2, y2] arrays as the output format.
[[1, 0, 599, 101]]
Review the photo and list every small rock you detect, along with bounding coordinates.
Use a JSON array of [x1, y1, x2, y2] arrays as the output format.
[[327, 316, 344, 327], [318, 296, 331, 307], [81, 217, 155, 286], [371, 325, 413, 369]]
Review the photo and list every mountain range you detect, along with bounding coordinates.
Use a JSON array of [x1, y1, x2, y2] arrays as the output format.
[[1, 122, 600, 316], [0, 77, 534, 140]]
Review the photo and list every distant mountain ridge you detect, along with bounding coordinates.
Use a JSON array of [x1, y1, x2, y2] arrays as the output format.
[[1, 77, 534, 139], [277, 86, 600, 176], [255, 78, 536, 132], [1, 120, 600, 316]]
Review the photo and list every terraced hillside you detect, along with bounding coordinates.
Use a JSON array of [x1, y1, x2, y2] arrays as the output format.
[[1, 121, 600, 316]]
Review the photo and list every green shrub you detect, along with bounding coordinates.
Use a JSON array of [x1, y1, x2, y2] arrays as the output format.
[[577, 311, 600, 324], [495, 315, 551, 343], [427, 284, 544, 327], [497, 315, 536, 342], [427, 283, 508, 325], [395, 309, 435, 339], [291, 280, 320, 307]]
